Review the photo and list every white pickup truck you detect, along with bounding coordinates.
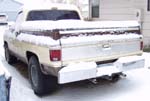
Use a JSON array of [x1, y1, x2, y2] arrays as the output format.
[[3, 3, 144, 95]]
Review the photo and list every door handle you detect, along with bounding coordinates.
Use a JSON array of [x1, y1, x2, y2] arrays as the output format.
[[102, 44, 111, 48]]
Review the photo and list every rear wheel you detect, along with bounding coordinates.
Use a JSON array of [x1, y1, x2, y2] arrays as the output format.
[[111, 73, 120, 82], [4, 44, 17, 64], [28, 56, 58, 96]]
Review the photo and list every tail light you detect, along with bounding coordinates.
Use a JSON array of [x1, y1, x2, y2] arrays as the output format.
[[140, 41, 143, 50], [50, 50, 61, 61]]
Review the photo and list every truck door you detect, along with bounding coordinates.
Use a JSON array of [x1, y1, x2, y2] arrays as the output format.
[[12, 11, 25, 59]]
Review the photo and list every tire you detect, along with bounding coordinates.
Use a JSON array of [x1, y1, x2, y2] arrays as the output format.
[[111, 73, 120, 82], [28, 56, 58, 96], [4, 44, 17, 64]]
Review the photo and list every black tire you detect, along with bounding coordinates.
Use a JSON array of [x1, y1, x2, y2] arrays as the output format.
[[4, 44, 17, 64], [28, 56, 58, 96], [111, 73, 120, 82]]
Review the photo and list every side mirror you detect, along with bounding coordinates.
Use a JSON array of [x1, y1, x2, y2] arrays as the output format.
[[8, 21, 15, 28]]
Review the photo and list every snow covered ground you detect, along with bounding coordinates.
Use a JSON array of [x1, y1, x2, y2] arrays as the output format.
[[1, 26, 150, 101]]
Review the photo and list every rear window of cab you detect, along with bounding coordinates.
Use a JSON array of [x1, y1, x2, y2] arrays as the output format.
[[26, 10, 80, 21]]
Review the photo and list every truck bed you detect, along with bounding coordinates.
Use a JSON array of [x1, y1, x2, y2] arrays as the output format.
[[19, 20, 142, 66]]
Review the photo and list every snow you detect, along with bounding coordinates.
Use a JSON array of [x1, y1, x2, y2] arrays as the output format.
[[0, 26, 11, 79], [60, 28, 134, 34], [15, 0, 67, 4], [1, 26, 150, 101], [0, 26, 5, 58], [0, 29, 4, 75], [17, 33, 60, 46], [14, 20, 140, 46], [14, 33, 141, 47], [15, 0, 43, 4], [21, 20, 139, 31], [0, 67, 4, 76], [0, 62, 11, 79], [3, 20, 140, 47], [61, 34, 141, 45], [22, 3, 80, 11]]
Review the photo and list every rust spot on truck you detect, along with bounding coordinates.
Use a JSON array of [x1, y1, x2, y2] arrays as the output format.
[[20, 27, 141, 40]]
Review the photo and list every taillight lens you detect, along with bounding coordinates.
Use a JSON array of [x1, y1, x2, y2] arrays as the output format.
[[140, 41, 143, 50], [50, 50, 61, 61]]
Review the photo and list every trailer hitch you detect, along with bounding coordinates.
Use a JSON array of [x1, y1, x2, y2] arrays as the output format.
[[88, 78, 98, 84]]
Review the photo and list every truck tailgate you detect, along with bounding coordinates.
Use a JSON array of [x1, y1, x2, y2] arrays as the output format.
[[60, 28, 142, 65]]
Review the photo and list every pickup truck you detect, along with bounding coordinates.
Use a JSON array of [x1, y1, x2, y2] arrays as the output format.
[[3, 3, 145, 95]]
